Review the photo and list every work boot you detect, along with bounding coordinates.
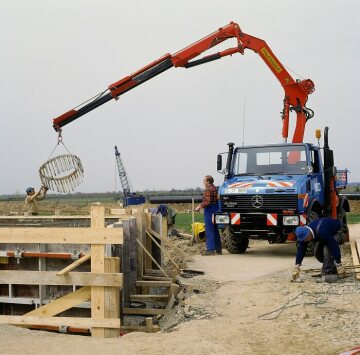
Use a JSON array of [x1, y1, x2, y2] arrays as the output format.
[[216, 250, 223, 255], [202, 250, 216, 256]]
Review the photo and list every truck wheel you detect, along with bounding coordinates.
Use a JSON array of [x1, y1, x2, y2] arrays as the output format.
[[223, 226, 249, 254], [337, 208, 349, 244], [305, 210, 318, 256]]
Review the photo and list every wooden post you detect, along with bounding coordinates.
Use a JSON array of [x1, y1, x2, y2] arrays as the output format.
[[145, 212, 152, 270], [91, 205, 106, 337], [134, 208, 145, 280], [104, 257, 120, 337]]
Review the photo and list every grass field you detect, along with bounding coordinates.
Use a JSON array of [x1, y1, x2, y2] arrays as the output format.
[[173, 212, 204, 233]]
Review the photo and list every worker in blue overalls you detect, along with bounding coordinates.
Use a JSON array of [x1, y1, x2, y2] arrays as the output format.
[[195, 175, 222, 255], [292, 217, 347, 282]]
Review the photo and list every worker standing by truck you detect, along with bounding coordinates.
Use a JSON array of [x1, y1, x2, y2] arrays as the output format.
[[195, 176, 222, 255], [24, 186, 48, 215], [292, 217, 347, 282]]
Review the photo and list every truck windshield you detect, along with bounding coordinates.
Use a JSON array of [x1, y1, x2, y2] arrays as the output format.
[[232, 145, 307, 175]]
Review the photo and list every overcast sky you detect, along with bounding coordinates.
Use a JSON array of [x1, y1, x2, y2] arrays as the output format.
[[0, 0, 359, 194]]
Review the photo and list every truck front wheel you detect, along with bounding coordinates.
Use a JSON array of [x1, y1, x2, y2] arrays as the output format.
[[223, 226, 249, 254]]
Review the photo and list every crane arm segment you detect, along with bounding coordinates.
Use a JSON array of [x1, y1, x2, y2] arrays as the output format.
[[52, 22, 314, 143]]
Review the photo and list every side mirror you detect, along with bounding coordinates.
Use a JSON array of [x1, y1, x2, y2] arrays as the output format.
[[217, 154, 222, 172]]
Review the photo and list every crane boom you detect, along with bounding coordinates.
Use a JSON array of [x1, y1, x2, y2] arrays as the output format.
[[114, 146, 145, 207], [53, 22, 314, 143], [114, 145, 131, 196]]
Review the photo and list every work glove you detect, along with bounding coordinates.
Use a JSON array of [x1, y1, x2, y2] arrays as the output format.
[[335, 262, 347, 279], [292, 265, 301, 281]]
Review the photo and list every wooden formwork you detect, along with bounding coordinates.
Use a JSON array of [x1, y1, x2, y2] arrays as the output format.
[[0, 205, 189, 335], [0, 205, 123, 337]]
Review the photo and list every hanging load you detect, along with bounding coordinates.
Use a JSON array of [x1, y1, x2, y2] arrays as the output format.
[[39, 131, 84, 193]]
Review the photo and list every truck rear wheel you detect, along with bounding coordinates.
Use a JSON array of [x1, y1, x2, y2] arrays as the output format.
[[223, 226, 249, 254], [305, 210, 318, 256]]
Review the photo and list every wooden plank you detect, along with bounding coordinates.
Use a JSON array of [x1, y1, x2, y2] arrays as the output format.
[[0, 215, 123, 220], [130, 294, 169, 302], [120, 325, 160, 333], [0, 271, 123, 287], [146, 230, 180, 270], [104, 257, 120, 338], [136, 280, 171, 287], [0, 228, 123, 244], [136, 239, 170, 280], [142, 275, 172, 281], [145, 227, 192, 260], [134, 208, 145, 279], [145, 212, 153, 270], [122, 308, 168, 316], [129, 218, 138, 296], [350, 238, 360, 280], [91, 205, 106, 338], [0, 315, 120, 329], [355, 240, 360, 280], [56, 254, 91, 276], [25, 286, 91, 317]]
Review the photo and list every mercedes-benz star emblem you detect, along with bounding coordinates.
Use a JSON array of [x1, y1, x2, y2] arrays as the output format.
[[251, 195, 263, 208]]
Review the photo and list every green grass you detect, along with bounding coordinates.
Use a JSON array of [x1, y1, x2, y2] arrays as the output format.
[[174, 212, 204, 234], [347, 212, 360, 224]]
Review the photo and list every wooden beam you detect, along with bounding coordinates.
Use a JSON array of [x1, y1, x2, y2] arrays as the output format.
[[120, 324, 160, 333], [136, 280, 171, 287], [122, 308, 168, 316], [130, 294, 169, 302], [24, 286, 91, 317], [350, 237, 360, 280], [0, 228, 123, 244], [0, 271, 122, 287], [56, 254, 91, 276], [145, 227, 192, 260], [104, 257, 120, 338], [146, 230, 180, 271], [91, 205, 106, 338], [136, 238, 170, 280], [0, 315, 120, 329]]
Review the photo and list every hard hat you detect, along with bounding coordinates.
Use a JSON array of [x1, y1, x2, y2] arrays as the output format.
[[26, 187, 34, 194], [295, 226, 310, 242]]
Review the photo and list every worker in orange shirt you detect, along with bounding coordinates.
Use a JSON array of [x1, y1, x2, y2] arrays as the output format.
[[195, 175, 222, 255]]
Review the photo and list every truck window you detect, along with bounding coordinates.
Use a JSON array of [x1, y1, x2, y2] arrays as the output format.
[[310, 150, 320, 173], [232, 145, 307, 175], [257, 152, 282, 165], [233, 152, 248, 174]]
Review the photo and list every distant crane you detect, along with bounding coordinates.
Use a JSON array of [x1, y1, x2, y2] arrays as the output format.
[[114, 146, 146, 207]]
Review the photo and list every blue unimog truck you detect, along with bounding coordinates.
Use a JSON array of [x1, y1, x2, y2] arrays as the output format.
[[215, 128, 350, 253]]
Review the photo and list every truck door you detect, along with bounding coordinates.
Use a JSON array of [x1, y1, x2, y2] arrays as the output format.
[[308, 148, 324, 204]]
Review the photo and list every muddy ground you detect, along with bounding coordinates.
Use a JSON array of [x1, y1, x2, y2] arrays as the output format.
[[0, 220, 359, 354]]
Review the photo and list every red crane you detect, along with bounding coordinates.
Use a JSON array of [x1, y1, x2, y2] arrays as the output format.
[[53, 22, 314, 143]]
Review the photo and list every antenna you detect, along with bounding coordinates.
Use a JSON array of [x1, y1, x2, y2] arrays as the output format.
[[242, 96, 246, 147]]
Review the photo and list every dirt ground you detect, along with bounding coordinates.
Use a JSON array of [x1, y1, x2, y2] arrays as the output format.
[[0, 223, 359, 355]]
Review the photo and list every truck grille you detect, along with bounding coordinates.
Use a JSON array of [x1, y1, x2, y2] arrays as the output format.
[[221, 194, 298, 212]]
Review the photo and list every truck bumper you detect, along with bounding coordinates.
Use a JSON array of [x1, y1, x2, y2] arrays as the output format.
[[215, 212, 307, 241]]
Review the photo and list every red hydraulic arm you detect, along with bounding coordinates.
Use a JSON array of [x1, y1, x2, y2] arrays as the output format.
[[53, 22, 314, 143]]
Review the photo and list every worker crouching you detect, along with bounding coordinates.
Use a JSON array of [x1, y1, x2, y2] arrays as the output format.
[[292, 217, 347, 282]]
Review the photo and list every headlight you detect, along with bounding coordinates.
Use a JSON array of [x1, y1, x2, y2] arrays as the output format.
[[283, 216, 299, 226], [215, 214, 230, 224]]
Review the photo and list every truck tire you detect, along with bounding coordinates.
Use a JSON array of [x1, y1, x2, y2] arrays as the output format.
[[305, 210, 318, 256], [337, 208, 349, 244], [223, 226, 249, 254]]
